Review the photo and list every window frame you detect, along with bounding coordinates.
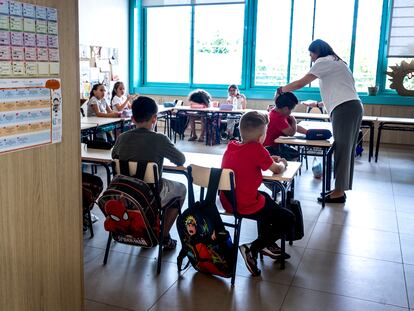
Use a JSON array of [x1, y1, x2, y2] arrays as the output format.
[[130, 0, 414, 105]]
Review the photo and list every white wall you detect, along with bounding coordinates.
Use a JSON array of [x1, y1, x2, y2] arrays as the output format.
[[78, 0, 129, 90]]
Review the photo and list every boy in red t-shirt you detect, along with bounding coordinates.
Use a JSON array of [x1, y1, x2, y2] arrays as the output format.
[[264, 92, 307, 161], [220, 111, 295, 276]]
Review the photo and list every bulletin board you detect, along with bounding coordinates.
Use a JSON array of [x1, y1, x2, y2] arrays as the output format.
[[0, 1, 62, 154], [79, 44, 119, 101]]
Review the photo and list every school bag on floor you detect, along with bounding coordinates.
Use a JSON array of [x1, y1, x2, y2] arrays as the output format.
[[176, 169, 235, 278], [97, 164, 160, 248], [285, 195, 304, 241], [82, 172, 104, 232]]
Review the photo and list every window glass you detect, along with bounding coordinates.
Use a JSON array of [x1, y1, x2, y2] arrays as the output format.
[[193, 4, 245, 85], [254, 0, 291, 86], [146, 7, 191, 83]]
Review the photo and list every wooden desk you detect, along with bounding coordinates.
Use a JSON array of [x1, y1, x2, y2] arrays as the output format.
[[80, 146, 301, 207], [375, 116, 414, 162]]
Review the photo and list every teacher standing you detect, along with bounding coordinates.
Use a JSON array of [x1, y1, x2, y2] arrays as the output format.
[[277, 39, 363, 203]]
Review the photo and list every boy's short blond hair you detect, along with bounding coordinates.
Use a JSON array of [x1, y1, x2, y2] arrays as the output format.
[[239, 111, 269, 142]]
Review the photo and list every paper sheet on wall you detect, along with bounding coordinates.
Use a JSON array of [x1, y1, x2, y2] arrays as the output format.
[[0, 1, 59, 77], [0, 78, 62, 154]]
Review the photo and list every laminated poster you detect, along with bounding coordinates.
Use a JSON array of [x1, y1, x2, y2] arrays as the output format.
[[24, 46, 36, 60], [35, 19, 47, 33], [11, 46, 23, 60], [10, 31, 23, 46], [22, 3, 35, 18], [0, 45, 9, 60], [23, 32, 35, 46], [9, 16, 23, 31], [9, 1, 22, 16], [35, 6, 47, 20], [0, 30, 9, 45], [0, 78, 62, 153], [36, 47, 48, 61], [36, 33, 47, 47], [23, 17, 35, 32], [0, 15, 9, 30], [0, 1, 9, 15]]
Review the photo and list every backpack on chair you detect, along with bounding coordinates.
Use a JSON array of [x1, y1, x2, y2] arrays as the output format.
[[97, 161, 160, 248], [176, 168, 235, 278]]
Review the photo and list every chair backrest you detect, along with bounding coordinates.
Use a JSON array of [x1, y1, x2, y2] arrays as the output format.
[[80, 99, 88, 117], [189, 164, 235, 191], [113, 159, 158, 184], [174, 99, 184, 107]]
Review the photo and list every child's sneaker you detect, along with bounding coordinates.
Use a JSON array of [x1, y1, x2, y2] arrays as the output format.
[[239, 244, 261, 276], [260, 243, 291, 260]]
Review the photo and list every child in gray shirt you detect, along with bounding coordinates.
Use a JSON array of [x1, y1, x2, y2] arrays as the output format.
[[112, 96, 186, 249]]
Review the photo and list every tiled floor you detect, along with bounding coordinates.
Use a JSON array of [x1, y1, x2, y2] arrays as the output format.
[[83, 141, 414, 311]]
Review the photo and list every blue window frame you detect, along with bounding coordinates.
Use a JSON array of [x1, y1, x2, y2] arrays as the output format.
[[130, 0, 414, 105]]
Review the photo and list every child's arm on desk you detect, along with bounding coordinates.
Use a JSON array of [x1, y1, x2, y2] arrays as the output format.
[[268, 159, 286, 174], [282, 115, 297, 136]]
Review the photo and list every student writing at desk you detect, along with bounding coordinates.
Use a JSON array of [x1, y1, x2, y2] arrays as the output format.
[[111, 96, 187, 250], [220, 111, 294, 276], [264, 92, 307, 161], [187, 89, 211, 142]]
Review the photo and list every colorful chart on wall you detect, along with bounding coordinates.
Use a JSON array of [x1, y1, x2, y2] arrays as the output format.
[[0, 1, 61, 154], [0, 78, 62, 154], [0, 0, 59, 77]]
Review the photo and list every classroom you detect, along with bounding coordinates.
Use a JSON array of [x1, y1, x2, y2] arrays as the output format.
[[1, 0, 414, 310]]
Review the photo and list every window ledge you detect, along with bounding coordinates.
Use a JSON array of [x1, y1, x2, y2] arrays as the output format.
[[135, 85, 414, 106]]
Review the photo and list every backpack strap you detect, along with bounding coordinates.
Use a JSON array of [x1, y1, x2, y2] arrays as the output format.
[[119, 160, 147, 181], [204, 168, 222, 205], [177, 248, 191, 272]]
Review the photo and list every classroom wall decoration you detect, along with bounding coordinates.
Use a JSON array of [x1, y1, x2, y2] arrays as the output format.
[[0, 1, 62, 154], [79, 44, 119, 101]]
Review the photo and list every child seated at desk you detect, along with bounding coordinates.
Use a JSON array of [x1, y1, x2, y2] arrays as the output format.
[[112, 96, 186, 250], [187, 89, 211, 142], [264, 92, 307, 161], [87, 83, 121, 118], [220, 111, 294, 276], [111, 81, 135, 117], [225, 84, 247, 139]]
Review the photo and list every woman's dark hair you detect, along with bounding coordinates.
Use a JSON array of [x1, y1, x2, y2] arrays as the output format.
[[111, 81, 123, 103], [90, 83, 103, 98], [188, 89, 211, 106], [308, 39, 343, 62], [275, 92, 299, 110], [228, 84, 239, 95]]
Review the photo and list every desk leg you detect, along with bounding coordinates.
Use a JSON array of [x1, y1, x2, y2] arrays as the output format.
[[375, 123, 383, 162], [369, 123, 374, 162], [103, 163, 112, 187], [322, 148, 326, 208]]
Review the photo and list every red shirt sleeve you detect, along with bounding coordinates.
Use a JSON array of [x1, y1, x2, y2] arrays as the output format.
[[255, 143, 274, 171]]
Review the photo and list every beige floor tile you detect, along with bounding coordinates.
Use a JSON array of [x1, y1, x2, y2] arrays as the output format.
[[397, 211, 414, 235], [404, 264, 414, 309], [394, 195, 414, 214], [293, 249, 408, 307], [281, 286, 408, 311], [345, 191, 396, 211], [307, 222, 402, 262], [235, 245, 306, 286], [84, 251, 180, 311], [401, 234, 414, 265], [85, 300, 133, 311], [318, 205, 398, 232], [149, 269, 289, 311]]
